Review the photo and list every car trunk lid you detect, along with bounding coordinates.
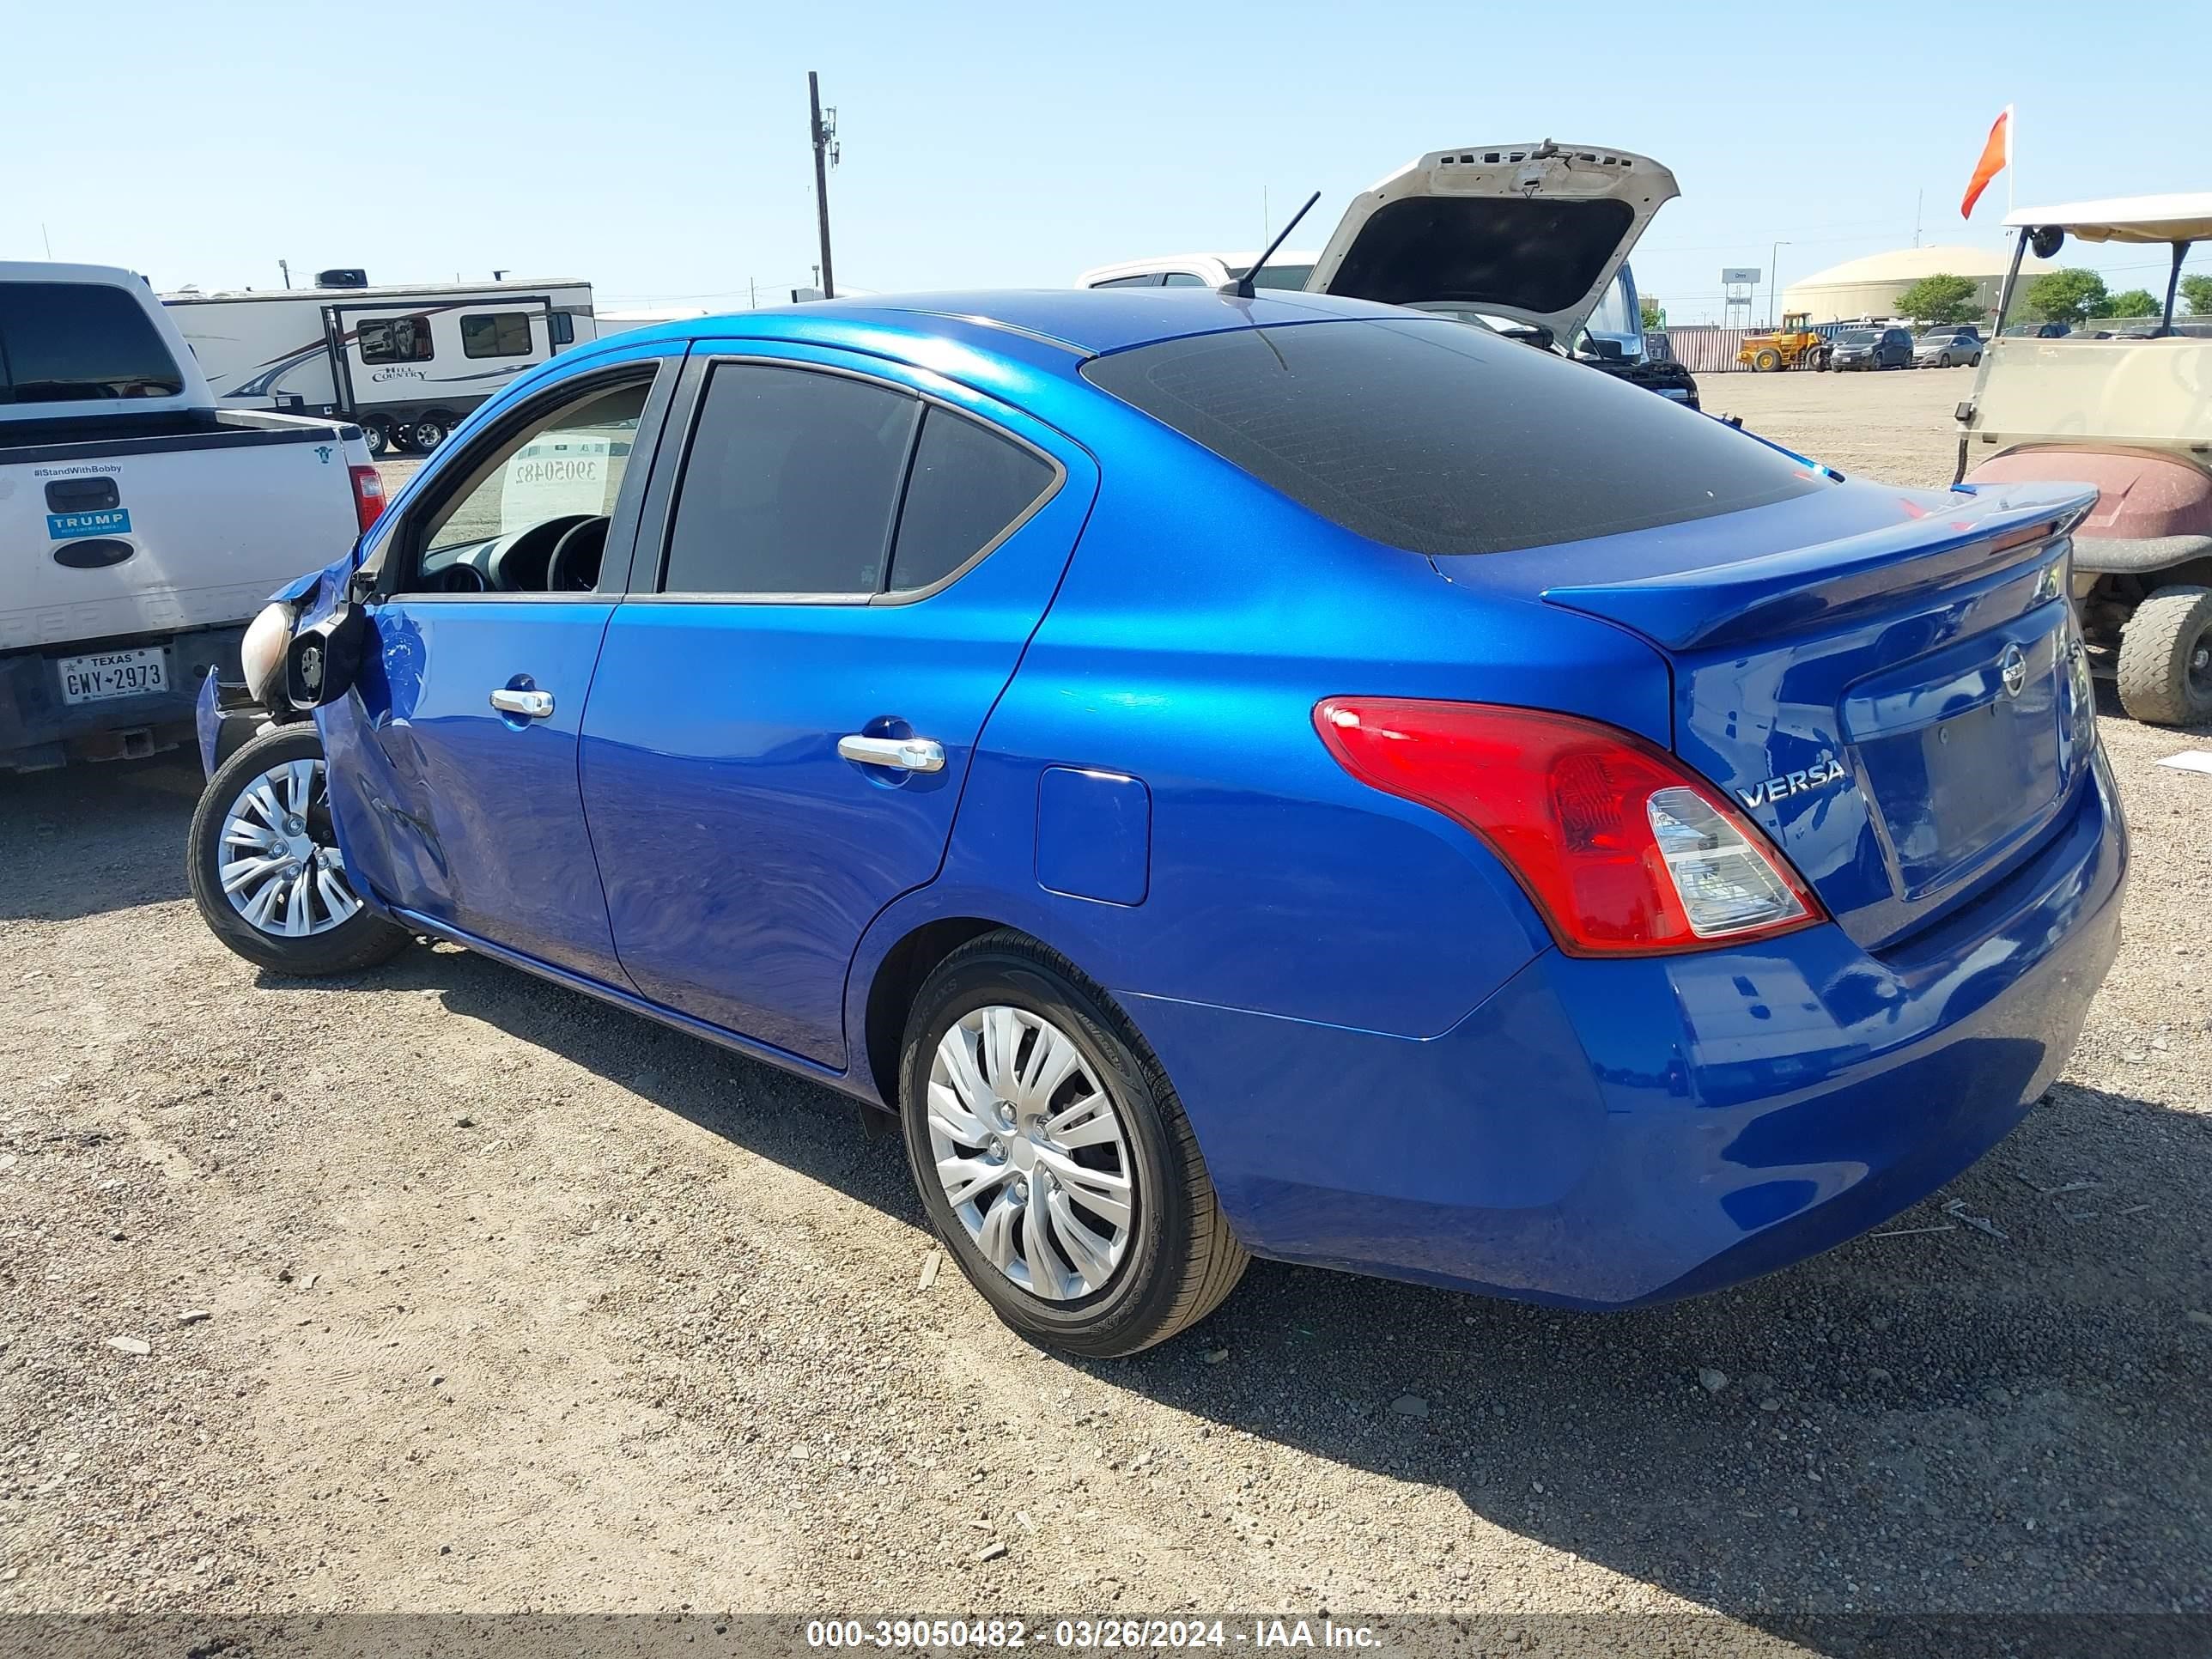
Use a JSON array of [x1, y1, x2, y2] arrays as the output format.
[[1306, 141, 1678, 342], [1533, 485, 2101, 950]]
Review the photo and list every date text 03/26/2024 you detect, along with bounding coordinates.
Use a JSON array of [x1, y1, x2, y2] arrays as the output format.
[[805, 1620, 1384, 1650]]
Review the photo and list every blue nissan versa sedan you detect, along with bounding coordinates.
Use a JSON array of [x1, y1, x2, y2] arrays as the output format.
[[187, 287, 2126, 1357]]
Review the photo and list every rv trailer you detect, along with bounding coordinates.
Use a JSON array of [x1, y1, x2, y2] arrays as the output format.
[[162, 270, 596, 455]]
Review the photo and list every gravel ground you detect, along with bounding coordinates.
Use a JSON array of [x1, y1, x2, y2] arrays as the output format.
[[3, 371, 2207, 1649]]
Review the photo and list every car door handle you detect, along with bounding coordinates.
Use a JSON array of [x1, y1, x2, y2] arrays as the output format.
[[489, 688, 555, 719], [837, 734, 945, 773]]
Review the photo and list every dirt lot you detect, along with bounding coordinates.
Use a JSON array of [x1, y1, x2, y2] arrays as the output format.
[[4, 368, 2208, 1650]]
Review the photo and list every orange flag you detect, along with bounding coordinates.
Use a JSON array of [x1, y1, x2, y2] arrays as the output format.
[[1960, 106, 2012, 220]]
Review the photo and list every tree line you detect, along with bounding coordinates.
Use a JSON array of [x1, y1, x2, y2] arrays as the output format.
[[1892, 270, 2212, 327]]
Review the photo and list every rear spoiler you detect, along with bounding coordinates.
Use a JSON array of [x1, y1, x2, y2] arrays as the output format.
[[1540, 488, 2098, 653]]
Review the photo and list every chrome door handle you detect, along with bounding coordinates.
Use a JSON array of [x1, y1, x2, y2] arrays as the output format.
[[489, 688, 555, 719], [837, 733, 945, 773]]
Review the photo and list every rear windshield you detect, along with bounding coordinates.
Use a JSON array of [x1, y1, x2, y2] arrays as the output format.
[[0, 281, 185, 404], [1082, 318, 1825, 557]]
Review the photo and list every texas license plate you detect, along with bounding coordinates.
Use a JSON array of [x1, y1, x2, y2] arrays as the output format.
[[58, 647, 167, 704]]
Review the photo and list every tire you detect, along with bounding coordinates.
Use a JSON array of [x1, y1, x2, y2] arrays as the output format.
[[2116, 585, 2212, 726], [1752, 348, 1782, 373], [898, 932, 1249, 1358], [358, 416, 391, 458], [187, 723, 410, 975], [409, 412, 454, 453]]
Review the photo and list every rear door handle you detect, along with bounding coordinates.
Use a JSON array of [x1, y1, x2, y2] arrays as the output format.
[[489, 688, 555, 719], [837, 733, 945, 773]]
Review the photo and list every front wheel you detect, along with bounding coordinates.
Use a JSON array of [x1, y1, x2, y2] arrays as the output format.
[[187, 723, 410, 975], [358, 416, 392, 457], [1752, 347, 1782, 373], [899, 933, 1248, 1358], [2116, 585, 2212, 726]]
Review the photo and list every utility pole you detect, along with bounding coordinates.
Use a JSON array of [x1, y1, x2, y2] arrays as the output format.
[[279, 258, 291, 290], [808, 70, 838, 301]]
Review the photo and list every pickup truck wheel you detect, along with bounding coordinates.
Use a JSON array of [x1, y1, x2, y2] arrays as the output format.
[[2116, 586, 2212, 726], [188, 724, 410, 975], [409, 413, 454, 453], [899, 933, 1248, 1358]]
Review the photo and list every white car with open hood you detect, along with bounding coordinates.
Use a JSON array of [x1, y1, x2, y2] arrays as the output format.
[[1077, 141, 1699, 407]]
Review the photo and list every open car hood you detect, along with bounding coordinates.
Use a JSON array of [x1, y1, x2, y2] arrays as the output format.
[[1307, 142, 1679, 340]]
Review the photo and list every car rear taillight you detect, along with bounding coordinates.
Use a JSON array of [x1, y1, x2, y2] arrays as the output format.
[[1315, 698, 1823, 956], [349, 465, 386, 532]]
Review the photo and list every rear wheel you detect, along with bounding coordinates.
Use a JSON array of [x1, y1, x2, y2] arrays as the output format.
[[187, 724, 410, 975], [409, 411, 455, 453], [899, 933, 1248, 1358], [2116, 585, 2212, 726]]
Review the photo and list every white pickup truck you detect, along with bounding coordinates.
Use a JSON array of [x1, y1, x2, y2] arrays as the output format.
[[1, 263, 381, 771]]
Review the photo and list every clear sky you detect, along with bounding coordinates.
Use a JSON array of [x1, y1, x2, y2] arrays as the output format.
[[11, 0, 2203, 323]]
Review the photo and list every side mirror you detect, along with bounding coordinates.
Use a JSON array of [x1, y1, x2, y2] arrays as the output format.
[[2029, 225, 2065, 259], [283, 604, 370, 710]]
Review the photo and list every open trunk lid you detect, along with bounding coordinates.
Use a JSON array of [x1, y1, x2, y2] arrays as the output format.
[[1534, 484, 2102, 951], [1308, 141, 1678, 341]]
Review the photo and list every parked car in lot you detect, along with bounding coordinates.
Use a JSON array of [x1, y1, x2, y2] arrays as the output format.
[[1077, 142, 1702, 410], [1914, 325, 1984, 367], [189, 289, 2124, 1358], [0, 263, 381, 773], [1831, 325, 1914, 369]]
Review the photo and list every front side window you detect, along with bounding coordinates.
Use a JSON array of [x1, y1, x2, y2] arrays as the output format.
[[1092, 274, 1164, 289], [461, 312, 536, 359], [399, 378, 651, 594], [1083, 317, 1824, 558], [0, 282, 185, 404], [662, 364, 918, 594], [359, 314, 434, 363], [887, 407, 1058, 592]]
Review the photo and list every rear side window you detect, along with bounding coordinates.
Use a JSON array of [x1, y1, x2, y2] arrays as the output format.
[[1083, 318, 1825, 557], [0, 282, 185, 404], [359, 315, 434, 363], [663, 363, 919, 594], [1092, 274, 1164, 289], [461, 312, 535, 359], [888, 408, 1058, 592]]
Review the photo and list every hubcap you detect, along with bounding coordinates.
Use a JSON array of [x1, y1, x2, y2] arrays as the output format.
[[926, 1005, 1134, 1302], [218, 757, 362, 938]]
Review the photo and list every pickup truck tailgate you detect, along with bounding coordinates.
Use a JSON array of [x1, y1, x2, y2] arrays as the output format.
[[2, 418, 363, 651]]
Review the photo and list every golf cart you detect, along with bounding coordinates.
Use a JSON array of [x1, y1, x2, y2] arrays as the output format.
[[1955, 194, 2212, 724]]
